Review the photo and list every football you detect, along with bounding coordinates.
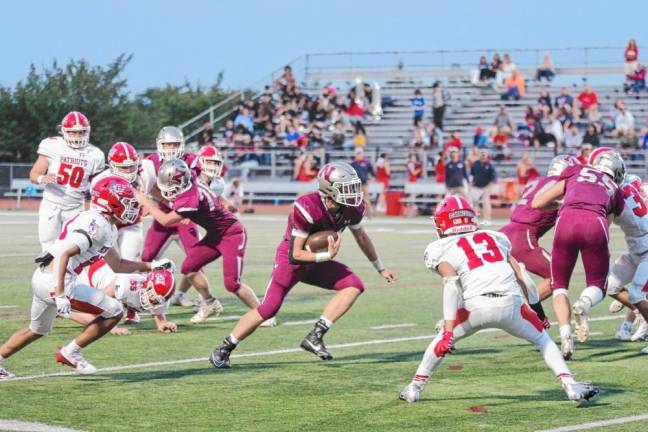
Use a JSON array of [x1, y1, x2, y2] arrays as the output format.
[[305, 230, 338, 253]]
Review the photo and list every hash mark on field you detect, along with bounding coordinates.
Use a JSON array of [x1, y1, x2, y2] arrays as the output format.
[[0, 419, 88, 432], [370, 323, 417, 330], [536, 413, 648, 432]]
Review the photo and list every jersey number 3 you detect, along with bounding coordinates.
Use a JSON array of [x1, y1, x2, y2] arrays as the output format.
[[457, 233, 505, 270]]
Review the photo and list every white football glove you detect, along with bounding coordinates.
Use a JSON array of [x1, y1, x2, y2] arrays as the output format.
[[151, 258, 176, 272], [55, 295, 71, 318]]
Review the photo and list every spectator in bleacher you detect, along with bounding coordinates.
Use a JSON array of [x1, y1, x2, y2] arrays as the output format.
[[410, 118, 428, 149], [350, 147, 376, 214], [493, 105, 513, 136], [283, 124, 301, 147], [500, 69, 525, 101], [443, 131, 463, 152], [548, 113, 564, 149], [576, 143, 593, 165], [516, 154, 539, 191], [410, 89, 425, 123], [479, 55, 496, 82], [432, 81, 449, 130], [469, 149, 497, 224], [496, 53, 517, 88], [564, 124, 583, 150], [353, 121, 367, 149], [277, 65, 297, 95], [582, 123, 600, 147], [308, 124, 325, 149], [466, 147, 480, 170], [407, 153, 424, 183], [223, 178, 246, 213], [612, 101, 635, 137], [198, 122, 214, 146], [427, 121, 443, 148], [294, 151, 317, 182], [330, 122, 346, 150], [254, 94, 274, 129], [554, 87, 574, 109], [445, 149, 468, 197], [473, 127, 490, 149], [537, 90, 553, 114], [435, 151, 446, 183], [625, 63, 646, 94], [535, 52, 556, 82], [577, 86, 599, 120], [222, 119, 235, 145], [490, 53, 503, 74], [259, 121, 278, 147], [374, 153, 391, 214], [234, 107, 254, 133], [624, 39, 640, 77], [232, 124, 252, 148]]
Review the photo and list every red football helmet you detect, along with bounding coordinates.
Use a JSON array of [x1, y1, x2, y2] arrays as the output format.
[[90, 177, 140, 224], [433, 195, 478, 236], [140, 269, 176, 311], [108, 142, 140, 183], [198, 145, 224, 178], [587, 146, 616, 166], [61, 111, 90, 149]]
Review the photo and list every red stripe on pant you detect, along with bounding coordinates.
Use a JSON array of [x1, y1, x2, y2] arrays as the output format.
[[70, 299, 105, 315], [520, 303, 544, 332]]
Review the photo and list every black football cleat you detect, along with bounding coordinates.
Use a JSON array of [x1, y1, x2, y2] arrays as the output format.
[[209, 339, 235, 369], [300, 332, 333, 360]]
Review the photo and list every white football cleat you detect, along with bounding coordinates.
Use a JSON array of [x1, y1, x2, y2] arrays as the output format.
[[641, 344, 648, 354], [0, 365, 15, 380], [399, 382, 423, 403], [561, 377, 599, 402], [616, 322, 633, 341], [171, 292, 196, 308], [572, 300, 590, 343], [55, 346, 97, 375], [260, 317, 277, 327], [608, 300, 624, 313], [561, 335, 574, 360], [630, 316, 648, 342], [190, 298, 224, 324]]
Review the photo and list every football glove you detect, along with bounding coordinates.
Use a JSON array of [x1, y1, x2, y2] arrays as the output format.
[[55, 295, 71, 318], [434, 330, 454, 357], [151, 258, 176, 272]]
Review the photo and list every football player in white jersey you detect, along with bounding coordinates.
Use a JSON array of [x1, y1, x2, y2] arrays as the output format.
[[398, 196, 598, 404], [0, 177, 174, 379], [595, 174, 648, 351], [73, 259, 177, 335], [29, 111, 106, 251]]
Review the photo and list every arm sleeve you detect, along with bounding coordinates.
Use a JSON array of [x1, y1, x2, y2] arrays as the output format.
[[442, 276, 461, 321]]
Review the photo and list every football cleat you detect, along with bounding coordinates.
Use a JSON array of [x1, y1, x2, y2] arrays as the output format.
[[260, 317, 278, 327], [561, 335, 574, 360], [124, 309, 140, 325], [300, 331, 333, 360], [170, 292, 196, 308], [399, 382, 423, 403], [561, 378, 600, 402], [208, 339, 235, 369], [641, 344, 648, 354], [631, 316, 648, 342], [609, 300, 625, 313], [0, 366, 15, 380], [55, 346, 97, 375], [572, 300, 590, 343], [616, 322, 633, 341], [190, 298, 224, 324]]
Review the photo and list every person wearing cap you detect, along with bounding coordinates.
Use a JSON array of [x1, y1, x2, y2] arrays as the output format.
[[350, 147, 376, 215], [445, 149, 469, 197], [469, 149, 497, 224], [473, 127, 490, 149]]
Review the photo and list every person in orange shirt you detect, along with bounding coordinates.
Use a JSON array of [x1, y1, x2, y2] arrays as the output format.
[[501, 70, 525, 101]]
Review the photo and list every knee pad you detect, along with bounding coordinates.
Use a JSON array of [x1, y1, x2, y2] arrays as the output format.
[[101, 298, 124, 319], [552, 288, 569, 298], [224, 276, 241, 293], [257, 301, 280, 320]]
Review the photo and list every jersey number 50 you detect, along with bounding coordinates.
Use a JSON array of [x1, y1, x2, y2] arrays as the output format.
[[57, 163, 85, 188], [457, 233, 505, 270]]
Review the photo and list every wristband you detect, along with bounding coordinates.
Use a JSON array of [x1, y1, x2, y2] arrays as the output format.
[[371, 258, 385, 272], [37, 175, 44, 184], [315, 252, 331, 263]]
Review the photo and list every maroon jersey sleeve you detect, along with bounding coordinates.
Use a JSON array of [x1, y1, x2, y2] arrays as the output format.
[[172, 185, 200, 215], [349, 202, 366, 228], [184, 153, 202, 178], [292, 196, 316, 235], [558, 164, 580, 182], [611, 187, 626, 216]]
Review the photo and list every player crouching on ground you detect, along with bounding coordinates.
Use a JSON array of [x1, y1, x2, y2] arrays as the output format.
[[0, 177, 174, 379], [209, 162, 397, 369], [399, 196, 599, 404], [71, 259, 177, 335]]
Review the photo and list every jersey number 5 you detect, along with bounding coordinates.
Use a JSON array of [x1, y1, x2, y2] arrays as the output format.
[[57, 163, 85, 188], [457, 233, 505, 270]]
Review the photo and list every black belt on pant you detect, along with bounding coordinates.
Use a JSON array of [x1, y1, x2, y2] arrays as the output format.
[[481, 293, 507, 298]]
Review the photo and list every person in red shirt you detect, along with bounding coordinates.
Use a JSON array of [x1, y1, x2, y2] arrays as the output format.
[[625, 39, 639, 77], [435, 152, 446, 183], [577, 87, 599, 120], [407, 153, 423, 183], [516, 154, 540, 195], [576, 143, 593, 165], [443, 132, 463, 152], [294, 151, 317, 182]]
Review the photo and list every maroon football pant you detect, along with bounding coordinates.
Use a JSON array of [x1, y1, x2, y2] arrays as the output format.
[[180, 223, 246, 293], [142, 219, 200, 261], [500, 222, 551, 278], [550, 213, 610, 292]]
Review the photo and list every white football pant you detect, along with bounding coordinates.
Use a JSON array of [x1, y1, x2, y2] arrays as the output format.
[[607, 253, 648, 305], [117, 223, 143, 261], [38, 199, 83, 252]]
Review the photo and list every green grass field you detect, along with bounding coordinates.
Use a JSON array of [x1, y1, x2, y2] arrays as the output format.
[[0, 212, 647, 432]]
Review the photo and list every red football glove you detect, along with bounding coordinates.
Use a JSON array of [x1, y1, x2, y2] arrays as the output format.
[[434, 330, 454, 357], [542, 317, 551, 329]]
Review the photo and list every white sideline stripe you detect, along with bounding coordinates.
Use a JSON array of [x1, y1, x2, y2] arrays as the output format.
[[0, 419, 88, 432], [0, 305, 18, 309], [205, 315, 242, 322], [370, 323, 417, 330], [536, 413, 648, 432], [282, 319, 317, 326], [0, 253, 35, 258], [1, 314, 625, 383]]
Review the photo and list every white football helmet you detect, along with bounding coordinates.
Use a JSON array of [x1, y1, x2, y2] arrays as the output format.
[[317, 162, 363, 207], [547, 154, 578, 177], [156, 126, 185, 160], [591, 151, 626, 185]]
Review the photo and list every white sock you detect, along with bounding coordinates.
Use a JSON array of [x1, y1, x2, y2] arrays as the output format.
[[64, 340, 81, 353], [228, 334, 239, 345], [412, 332, 446, 385], [580, 286, 604, 311], [559, 324, 572, 339], [319, 316, 334, 328], [536, 332, 571, 378]]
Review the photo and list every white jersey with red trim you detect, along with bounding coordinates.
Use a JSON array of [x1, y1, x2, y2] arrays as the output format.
[[614, 183, 648, 255], [47, 210, 117, 289], [37, 137, 105, 209], [423, 229, 519, 300], [113, 273, 168, 315]]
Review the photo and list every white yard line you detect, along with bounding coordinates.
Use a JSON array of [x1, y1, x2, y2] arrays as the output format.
[[205, 315, 242, 322], [536, 413, 648, 432], [370, 323, 417, 330], [0, 419, 88, 432], [0, 315, 625, 383], [282, 319, 317, 326], [0, 305, 19, 309]]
